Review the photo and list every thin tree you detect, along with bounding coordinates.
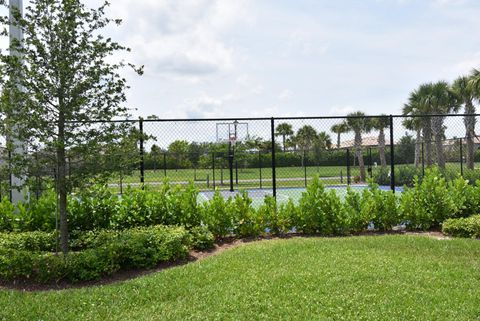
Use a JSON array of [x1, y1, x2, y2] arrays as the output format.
[[372, 115, 389, 167], [402, 117, 422, 168], [452, 75, 477, 170], [168, 140, 190, 169], [0, 1, 143, 254], [346, 111, 372, 181], [295, 125, 318, 167], [403, 85, 434, 167], [330, 121, 349, 149], [275, 123, 294, 152], [423, 81, 460, 169]]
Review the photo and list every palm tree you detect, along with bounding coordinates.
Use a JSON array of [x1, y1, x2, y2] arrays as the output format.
[[372, 115, 389, 167], [330, 121, 349, 149], [403, 84, 435, 167], [295, 125, 318, 167], [275, 123, 294, 152], [402, 117, 422, 168], [346, 111, 372, 181], [312, 131, 332, 168], [423, 81, 460, 169], [452, 75, 477, 170], [317, 131, 332, 150]]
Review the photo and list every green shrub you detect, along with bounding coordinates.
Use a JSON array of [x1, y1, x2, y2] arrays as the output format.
[[22, 190, 57, 231], [442, 215, 480, 238], [200, 191, 235, 238], [257, 196, 293, 235], [110, 182, 201, 230], [233, 192, 264, 238], [359, 183, 399, 231], [189, 226, 215, 251], [69, 185, 117, 231], [0, 225, 191, 283], [0, 231, 57, 251], [374, 165, 421, 187], [0, 198, 16, 231], [343, 187, 366, 232], [295, 177, 348, 235], [400, 168, 458, 230], [396, 165, 422, 187]]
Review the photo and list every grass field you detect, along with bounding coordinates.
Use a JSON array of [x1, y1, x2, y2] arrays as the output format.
[[114, 162, 466, 186], [2, 235, 479, 320], [118, 165, 351, 183]]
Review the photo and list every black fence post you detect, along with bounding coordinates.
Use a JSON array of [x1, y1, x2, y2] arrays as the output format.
[[228, 142, 234, 192], [139, 118, 145, 189], [259, 150, 262, 189], [368, 147, 372, 178], [271, 117, 277, 198], [389, 115, 395, 192], [460, 138, 464, 177], [303, 150, 307, 187], [212, 152, 216, 189], [421, 142, 425, 177], [346, 148, 351, 185], [235, 160, 239, 185], [163, 153, 167, 177]]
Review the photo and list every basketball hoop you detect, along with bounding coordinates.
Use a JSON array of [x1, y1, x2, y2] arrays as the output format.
[[216, 120, 249, 144]]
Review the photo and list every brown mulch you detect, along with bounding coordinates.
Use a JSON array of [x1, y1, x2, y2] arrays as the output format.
[[0, 230, 452, 292]]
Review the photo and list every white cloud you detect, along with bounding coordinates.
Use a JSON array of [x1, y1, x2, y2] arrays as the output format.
[[327, 106, 357, 116], [102, 0, 253, 78], [448, 52, 480, 76], [278, 89, 293, 101]]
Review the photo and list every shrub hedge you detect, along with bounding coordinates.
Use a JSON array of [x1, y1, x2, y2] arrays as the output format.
[[2, 168, 480, 237], [1, 167, 479, 284], [0, 225, 190, 283], [442, 215, 480, 238]]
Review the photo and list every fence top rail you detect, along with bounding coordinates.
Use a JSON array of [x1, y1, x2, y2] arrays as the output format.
[[64, 113, 480, 124]]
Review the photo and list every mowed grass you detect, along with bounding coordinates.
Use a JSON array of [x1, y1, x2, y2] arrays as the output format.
[[1, 235, 479, 321], [114, 162, 466, 186]]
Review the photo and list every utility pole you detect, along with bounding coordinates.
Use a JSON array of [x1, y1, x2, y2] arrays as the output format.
[[9, 0, 26, 203]]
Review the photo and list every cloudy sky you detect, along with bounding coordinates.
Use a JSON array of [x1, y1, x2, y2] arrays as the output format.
[[82, 1, 480, 118]]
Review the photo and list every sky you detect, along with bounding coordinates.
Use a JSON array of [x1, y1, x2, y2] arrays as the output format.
[[3, 0, 480, 120], [82, 0, 480, 120]]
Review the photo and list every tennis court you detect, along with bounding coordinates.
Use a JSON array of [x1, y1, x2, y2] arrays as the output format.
[[198, 185, 404, 207]]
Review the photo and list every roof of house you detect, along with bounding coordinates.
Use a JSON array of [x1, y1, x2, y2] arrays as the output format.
[[338, 136, 391, 149]]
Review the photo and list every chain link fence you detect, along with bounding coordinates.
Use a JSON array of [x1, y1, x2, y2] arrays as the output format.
[[3, 114, 479, 201]]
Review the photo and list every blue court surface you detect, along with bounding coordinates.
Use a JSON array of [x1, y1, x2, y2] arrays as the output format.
[[198, 185, 404, 207]]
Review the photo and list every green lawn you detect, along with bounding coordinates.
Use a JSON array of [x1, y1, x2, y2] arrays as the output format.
[[2, 235, 479, 320], [114, 162, 466, 186]]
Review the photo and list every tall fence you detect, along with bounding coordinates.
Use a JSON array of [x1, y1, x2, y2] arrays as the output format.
[[4, 114, 480, 200]]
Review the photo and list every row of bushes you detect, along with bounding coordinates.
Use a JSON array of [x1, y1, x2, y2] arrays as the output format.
[[442, 215, 480, 238], [373, 166, 480, 187], [200, 169, 478, 238], [1, 168, 479, 235], [0, 225, 195, 283]]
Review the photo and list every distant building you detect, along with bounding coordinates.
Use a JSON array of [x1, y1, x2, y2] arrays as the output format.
[[338, 136, 391, 149]]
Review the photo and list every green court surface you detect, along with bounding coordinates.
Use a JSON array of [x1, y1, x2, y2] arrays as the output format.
[[197, 185, 403, 208]]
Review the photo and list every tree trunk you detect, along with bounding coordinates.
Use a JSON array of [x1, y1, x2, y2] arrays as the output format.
[[337, 133, 341, 149], [414, 130, 421, 168], [355, 131, 366, 181], [378, 128, 386, 167], [422, 118, 433, 167], [464, 101, 476, 170], [432, 116, 446, 169], [282, 135, 286, 152], [57, 111, 68, 254]]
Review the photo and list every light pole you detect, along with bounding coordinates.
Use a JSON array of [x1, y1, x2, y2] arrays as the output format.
[[9, 0, 26, 203]]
